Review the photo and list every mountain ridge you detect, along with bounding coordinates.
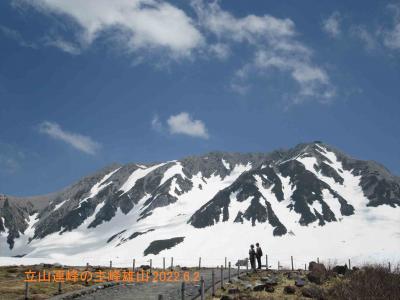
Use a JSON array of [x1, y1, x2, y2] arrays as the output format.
[[1, 141, 399, 266]]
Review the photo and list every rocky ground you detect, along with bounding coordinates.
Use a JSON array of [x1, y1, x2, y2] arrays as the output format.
[[209, 262, 400, 300], [1, 262, 399, 299]]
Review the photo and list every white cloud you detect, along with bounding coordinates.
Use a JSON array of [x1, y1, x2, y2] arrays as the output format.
[[38, 121, 100, 155], [11, 0, 336, 105], [167, 112, 209, 139], [383, 4, 400, 50], [151, 114, 163, 132], [322, 12, 341, 38], [14, 0, 204, 56], [191, 0, 334, 103], [192, 0, 295, 43]]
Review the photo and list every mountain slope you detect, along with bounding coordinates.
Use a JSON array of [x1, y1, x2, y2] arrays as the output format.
[[1, 142, 399, 267]]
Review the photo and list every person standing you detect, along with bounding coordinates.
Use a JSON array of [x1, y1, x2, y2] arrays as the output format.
[[249, 244, 256, 271], [255, 242, 263, 269]]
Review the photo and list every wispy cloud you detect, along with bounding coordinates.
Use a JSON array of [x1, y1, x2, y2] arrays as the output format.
[[0, 25, 37, 48], [348, 4, 400, 53], [38, 121, 100, 155], [191, 0, 335, 104], [382, 3, 400, 51], [322, 12, 341, 38], [43, 36, 81, 55], [0, 142, 26, 174], [167, 112, 209, 139], [351, 25, 379, 51], [151, 114, 163, 132]]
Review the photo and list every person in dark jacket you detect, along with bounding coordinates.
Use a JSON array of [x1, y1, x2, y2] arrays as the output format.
[[255, 242, 263, 269], [249, 244, 256, 271]]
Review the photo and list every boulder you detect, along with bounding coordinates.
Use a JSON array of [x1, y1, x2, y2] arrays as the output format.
[[295, 278, 306, 287], [307, 262, 327, 284], [332, 265, 348, 275], [284, 285, 296, 294]]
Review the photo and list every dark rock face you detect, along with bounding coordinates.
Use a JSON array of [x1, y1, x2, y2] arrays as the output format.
[[2, 142, 399, 252], [0, 198, 33, 248], [143, 237, 185, 256], [189, 166, 287, 235], [106, 230, 126, 243]]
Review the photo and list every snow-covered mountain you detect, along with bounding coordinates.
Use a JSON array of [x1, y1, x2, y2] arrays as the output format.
[[1, 142, 399, 267]]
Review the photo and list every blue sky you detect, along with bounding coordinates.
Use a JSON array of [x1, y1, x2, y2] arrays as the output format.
[[0, 0, 399, 196]]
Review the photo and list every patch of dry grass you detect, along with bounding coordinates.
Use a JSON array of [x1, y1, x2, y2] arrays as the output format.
[[328, 264, 400, 299], [0, 265, 118, 300]]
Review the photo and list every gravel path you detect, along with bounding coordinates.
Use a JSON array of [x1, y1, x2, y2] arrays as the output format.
[[76, 268, 244, 300]]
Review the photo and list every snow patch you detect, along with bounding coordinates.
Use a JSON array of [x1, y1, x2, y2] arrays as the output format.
[[53, 200, 68, 211], [79, 168, 121, 207], [222, 159, 231, 170], [120, 163, 165, 194]]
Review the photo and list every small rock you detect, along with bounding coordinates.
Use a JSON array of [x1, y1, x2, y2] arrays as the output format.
[[244, 284, 252, 290], [253, 284, 266, 291], [284, 285, 296, 294], [295, 278, 306, 287], [266, 286, 275, 293], [228, 288, 240, 294], [261, 276, 278, 285]]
